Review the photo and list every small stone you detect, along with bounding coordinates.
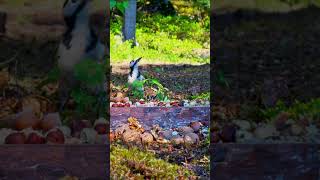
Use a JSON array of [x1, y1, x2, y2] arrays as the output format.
[[115, 124, 130, 137], [140, 132, 154, 145], [306, 125, 319, 137], [80, 128, 97, 144], [220, 125, 236, 142], [172, 131, 179, 136], [233, 120, 251, 131], [184, 133, 199, 145], [178, 126, 194, 135], [254, 124, 279, 139], [122, 129, 141, 144], [171, 136, 184, 145], [291, 124, 303, 136], [190, 101, 197, 107], [236, 130, 254, 143], [159, 130, 174, 140], [190, 121, 202, 132]]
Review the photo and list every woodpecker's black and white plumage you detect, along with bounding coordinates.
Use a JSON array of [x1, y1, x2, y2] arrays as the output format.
[[58, 0, 106, 110], [128, 57, 144, 84]]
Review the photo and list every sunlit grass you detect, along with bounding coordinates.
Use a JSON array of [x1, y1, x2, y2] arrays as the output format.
[[110, 144, 193, 179], [111, 13, 210, 65]]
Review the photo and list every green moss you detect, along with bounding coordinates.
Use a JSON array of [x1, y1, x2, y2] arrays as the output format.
[[190, 92, 210, 101], [110, 144, 193, 179], [261, 98, 320, 121]]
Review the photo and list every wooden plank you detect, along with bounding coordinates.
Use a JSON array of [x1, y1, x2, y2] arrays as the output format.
[[110, 107, 210, 130], [0, 145, 109, 179], [211, 144, 320, 179]]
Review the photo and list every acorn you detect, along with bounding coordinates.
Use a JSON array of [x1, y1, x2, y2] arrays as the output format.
[[94, 118, 108, 135], [5, 132, 26, 144], [45, 128, 65, 144], [70, 119, 92, 138], [26, 132, 46, 144], [40, 113, 62, 132], [14, 108, 40, 131], [109, 131, 115, 142], [124, 103, 131, 107]]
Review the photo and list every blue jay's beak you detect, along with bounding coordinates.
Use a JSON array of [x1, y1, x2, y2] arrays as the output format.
[[135, 57, 142, 64], [136, 57, 142, 63]]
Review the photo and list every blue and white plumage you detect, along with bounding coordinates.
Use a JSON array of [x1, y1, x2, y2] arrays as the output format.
[[128, 57, 144, 84], [58, 0, 106, 110]]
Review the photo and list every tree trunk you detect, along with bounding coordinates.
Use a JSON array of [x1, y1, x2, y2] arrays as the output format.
[[0, 12, 6, 34], [122, 0, 137, 45]]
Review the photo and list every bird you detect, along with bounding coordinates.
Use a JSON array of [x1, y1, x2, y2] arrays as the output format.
[[57, 0, 106, 111], [128, 57, 144, 84]]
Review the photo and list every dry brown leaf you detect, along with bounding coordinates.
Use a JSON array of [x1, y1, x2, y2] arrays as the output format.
[[0, 68, 9, 89], [41, 82, 59, 96]]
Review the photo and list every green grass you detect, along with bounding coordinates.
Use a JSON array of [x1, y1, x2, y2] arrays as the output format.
[[190, 92, 210, 101], [111, 13, 209, 65], [110, 144, 193, 179], [261, 98, 320, 121]]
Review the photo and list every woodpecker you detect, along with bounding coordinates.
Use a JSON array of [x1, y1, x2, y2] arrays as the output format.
[[128, 57, 144, 84], [57, 0, 106, 110]]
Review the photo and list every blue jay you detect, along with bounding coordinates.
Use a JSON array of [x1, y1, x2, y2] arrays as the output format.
[[58, 0, 106, 111], [128, 57, 144, 84]]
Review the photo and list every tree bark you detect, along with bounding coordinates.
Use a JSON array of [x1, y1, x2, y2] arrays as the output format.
[[122, 0, 137, 45], [0, 11, 6, 34]]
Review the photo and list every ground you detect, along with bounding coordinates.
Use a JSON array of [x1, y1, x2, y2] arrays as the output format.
[[111, 63, 210, 101], [213, 6, 320, 114], [212, 6, 320, 144]]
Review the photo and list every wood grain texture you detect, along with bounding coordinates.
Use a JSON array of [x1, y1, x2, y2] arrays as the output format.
[[110, 107, 210, 130], [211, 144, 320, 179], [0, 145, 109, 179]]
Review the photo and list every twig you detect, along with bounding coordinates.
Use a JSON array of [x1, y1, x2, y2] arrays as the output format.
[[0, 51, 20, 68]]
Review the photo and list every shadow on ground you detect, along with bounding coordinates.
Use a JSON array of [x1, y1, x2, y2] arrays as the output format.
[[212, 6, 320, 109], [111, 63, 210, 99]]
